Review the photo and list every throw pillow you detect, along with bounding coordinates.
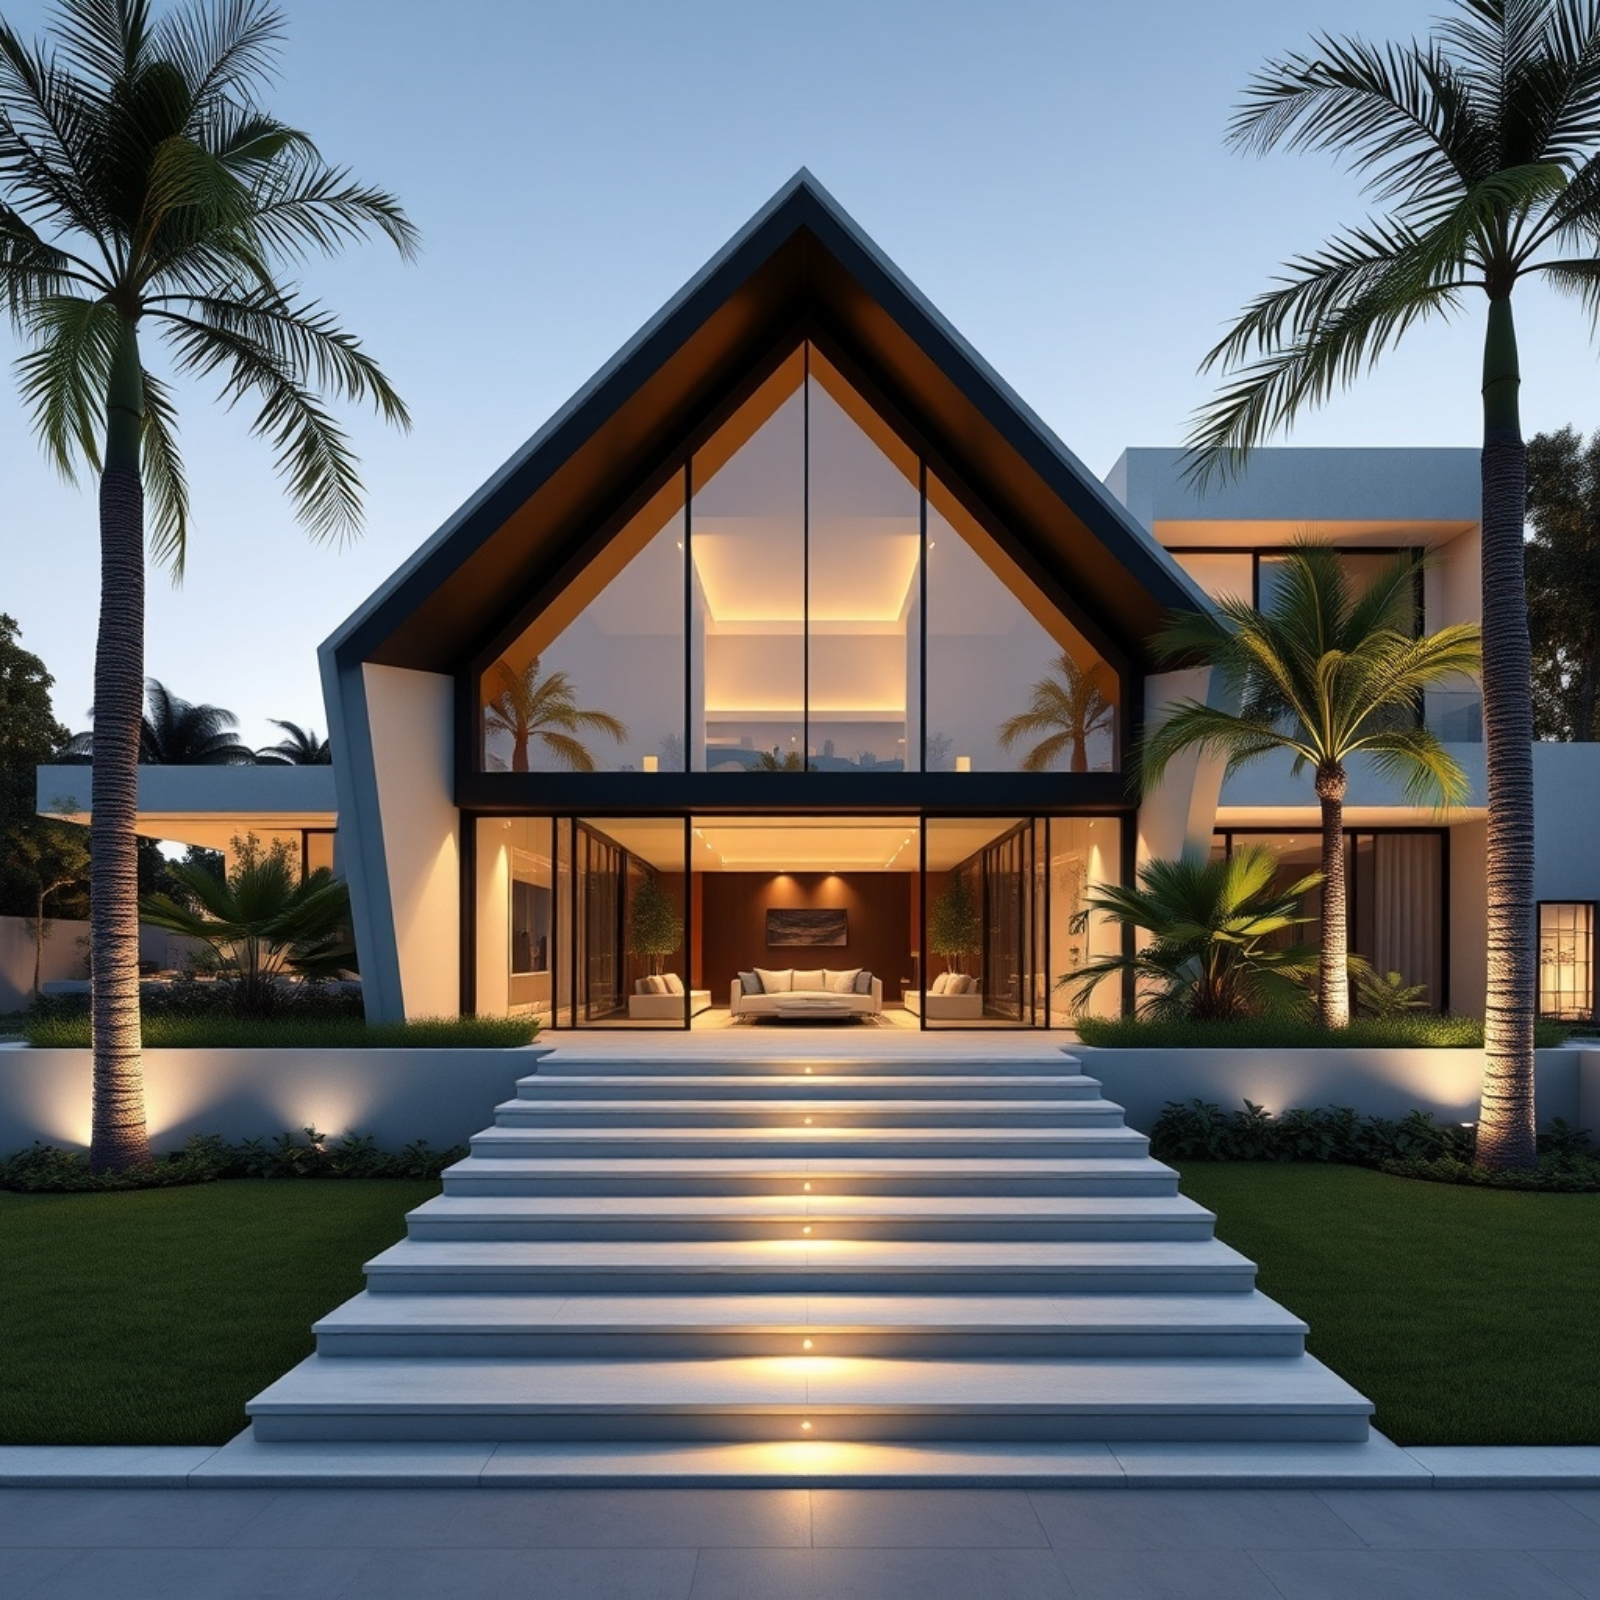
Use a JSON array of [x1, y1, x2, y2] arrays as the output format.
[[645, 974, 669, 995], [825, 968, 861, 994], [958, 974, 978, 995], [738, 971, 761, 995], [853, 969, 874, 994], [930, 972, 951, 995], [754, 967, 792, 993], [792, 968, 826, 991], [661, 973, 685, 996]]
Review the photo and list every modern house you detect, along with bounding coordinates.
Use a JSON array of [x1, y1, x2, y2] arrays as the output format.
[[37, 172, 1600, 1028]]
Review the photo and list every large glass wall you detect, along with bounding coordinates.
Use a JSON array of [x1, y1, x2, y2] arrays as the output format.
[[1048, 817, 1124, 1024], [477, 343, 1121, 776], [691, 351, 806, 771], [925, 475, 1118, 773], [480, 477, 687, 773]]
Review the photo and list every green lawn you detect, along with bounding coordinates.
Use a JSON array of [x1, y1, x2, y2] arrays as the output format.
[[1178, 1162, 1600, 1445], [0, 1180, 432, 1445], [2, 1168, 1594, 1447]]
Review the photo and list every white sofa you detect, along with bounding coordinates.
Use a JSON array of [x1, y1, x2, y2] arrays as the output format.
[[903, 988, 983, 1020], [729, 966, 883, 1018], [627, 978, 712, 1020]]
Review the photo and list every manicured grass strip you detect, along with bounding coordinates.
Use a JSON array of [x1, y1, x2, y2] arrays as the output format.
[[1078, 1015, 1575, 1049], [25, 1014, 540, 1049], [1177, 1162, 1600, 1446], [0, 1180, 433, 1445]]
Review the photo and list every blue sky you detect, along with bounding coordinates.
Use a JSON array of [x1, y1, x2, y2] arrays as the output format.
[[5, 0, 1598, 746]]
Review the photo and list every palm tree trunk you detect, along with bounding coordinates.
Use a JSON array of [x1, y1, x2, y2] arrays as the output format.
[[88, 324, 151, 1172], [1315, 762, 1349, 1027], [1476, 296, 1537, 1171]]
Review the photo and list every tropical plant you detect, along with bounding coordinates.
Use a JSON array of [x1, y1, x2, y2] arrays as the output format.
[[1350, 957, 1432, 1020], [0, 613, 76, 923], [1138, 543, 1478, 1028], [751, 745, 804, 771], [626, 874, 682, 977], [928, 873, 982, 976], [0, 0, 414, 1167], [1059, 847, 1322, 1023], [997, 650, 1116, 772], [139, 832, 352, 1017], [255, 719, 330, 764], [483, 656, 627, 772], [1526, 425, 1600, 739], [1183, 1, 1600, 1166]]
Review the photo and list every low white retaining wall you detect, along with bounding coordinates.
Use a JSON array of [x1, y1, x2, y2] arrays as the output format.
[[0, 1045, 553, 1155], [1074, 1045, 1600, 1136]]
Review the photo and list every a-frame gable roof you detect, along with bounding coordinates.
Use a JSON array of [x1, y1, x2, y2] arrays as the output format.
[[324, 171, 1199, 676]]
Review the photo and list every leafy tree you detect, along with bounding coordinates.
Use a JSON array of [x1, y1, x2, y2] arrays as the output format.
[[997, 650, 1117, 772], [626, 874, 682, 977], [0, 613, 72, 919], [1138, 543, 1479, 1026], [1180, 0, 1600, 1167], [1525, 425, 1600, 739], [12, 816, 89, 995], [1059, 847, 1322, 1023], [0, 0, 414, 1166], [255, 718, 330, 764], [928, 873, 982, 976], [140, 832, 352, 1017], [483, 657, 627, 772]]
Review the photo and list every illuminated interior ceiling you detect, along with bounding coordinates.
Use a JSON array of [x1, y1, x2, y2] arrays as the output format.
[[692, 524, 919, 627], [594, 816, 1022, 872]]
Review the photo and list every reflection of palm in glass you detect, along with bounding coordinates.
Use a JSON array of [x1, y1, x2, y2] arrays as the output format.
[[484, 657, 628, 771], [997, 653, 1116, 772]]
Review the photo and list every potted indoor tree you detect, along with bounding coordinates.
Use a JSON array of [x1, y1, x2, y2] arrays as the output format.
[[627, 875, 683, 978], [928, 875, 982, 979]]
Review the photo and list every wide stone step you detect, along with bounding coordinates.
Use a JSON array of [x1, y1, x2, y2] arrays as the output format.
[[515, 1072, 1106, 1101], [466, 1125, 1150, 1161], [362, 1237, 1256, 1296], [248, 1352, 1370, 1444], [403, 1192, 1215, 1243], [441, 1156, 1181, 1198], [490, 1097, 1130, 1129], [313, 1290, 1307, 1360], [531, 1053, 1086, 1078]]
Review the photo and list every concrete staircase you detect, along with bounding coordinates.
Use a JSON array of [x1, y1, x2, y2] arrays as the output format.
[[244, 1046, 1373, 1478]]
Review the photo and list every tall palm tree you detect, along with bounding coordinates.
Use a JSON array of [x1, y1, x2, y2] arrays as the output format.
[[1137, 543, 1481, 1026], [0, 0, 414, 1168], [484, 656, 627, 772], [997, 650, 1116, 772], [1184, 0, 1600, 1169], [256, 717, 330, 764]]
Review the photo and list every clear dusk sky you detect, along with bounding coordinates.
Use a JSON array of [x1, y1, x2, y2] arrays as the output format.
[[4, 0, 1598, 748]]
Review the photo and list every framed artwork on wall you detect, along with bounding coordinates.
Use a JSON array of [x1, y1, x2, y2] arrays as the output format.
[[766, 908, 848, 947]]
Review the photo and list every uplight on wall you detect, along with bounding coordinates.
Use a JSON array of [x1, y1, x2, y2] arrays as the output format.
[[955, 755, 972, 773], [642, 755, 659, 772]]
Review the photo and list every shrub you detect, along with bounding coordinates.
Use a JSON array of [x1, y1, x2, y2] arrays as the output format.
[[0, 1127, 468, 1192], [1074, 1014, 1575, 1049], [24, 1012, 540, 1049], [1151, 1099, 1599, 1191]]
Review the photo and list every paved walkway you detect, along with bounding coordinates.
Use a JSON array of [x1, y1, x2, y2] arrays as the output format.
[[4, 1484, 1599, 1598]]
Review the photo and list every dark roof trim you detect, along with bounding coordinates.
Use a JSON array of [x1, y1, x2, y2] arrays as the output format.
[[323, 171, 1205, 674]]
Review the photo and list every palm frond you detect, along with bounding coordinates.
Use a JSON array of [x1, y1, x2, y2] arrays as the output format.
[[154, 0, 284, 118], [535, 730, 600, 773], [1354, 722, 1475, 807], [52, 0, 153, 90], [1135, 700, 1308, 791], [13, 292, 120, 475], [139, 366, 189, 574]]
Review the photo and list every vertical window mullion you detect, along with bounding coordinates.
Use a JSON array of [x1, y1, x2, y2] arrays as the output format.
[[919, 459, 928, 771]]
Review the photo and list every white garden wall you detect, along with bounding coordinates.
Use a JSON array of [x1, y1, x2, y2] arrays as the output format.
[[1075, 1044, 1598, 1136], [0, 1044, 551, 1155]]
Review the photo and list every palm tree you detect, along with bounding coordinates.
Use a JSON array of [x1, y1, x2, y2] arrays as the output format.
[[997, 650, 1116, 772], [256, 718, 330, 764], [1183, 0, 1600, 1168], [1137, 543, 1480, 1026], [63, 677, 255, 762], [0, 1, 413, 1168], [1060, 847, 1323, 1023], [483, 657, 627, 772]]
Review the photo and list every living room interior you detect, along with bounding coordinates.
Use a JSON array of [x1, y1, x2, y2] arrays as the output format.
[[474, 812, 1126, 1030]]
